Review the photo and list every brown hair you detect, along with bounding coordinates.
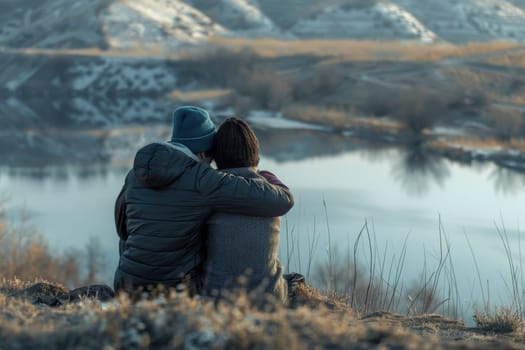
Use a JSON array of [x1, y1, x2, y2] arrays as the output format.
[[213, 117, 260, 169]]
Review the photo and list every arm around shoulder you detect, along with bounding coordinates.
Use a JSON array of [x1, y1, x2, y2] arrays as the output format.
[[198, 165, 294, 217]]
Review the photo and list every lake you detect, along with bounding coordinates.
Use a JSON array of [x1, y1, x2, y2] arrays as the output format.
[[2, 113, 525, 320]]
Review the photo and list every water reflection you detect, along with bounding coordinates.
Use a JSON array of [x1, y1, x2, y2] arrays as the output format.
[[3, 165, 117, 183], [1, 97, 525, 197], [390, 145, 450, 196], [0, 96, 176, 168], [256, 129, 364, 162], [489, 166, 525, 195], [0, 97, 173, 129]]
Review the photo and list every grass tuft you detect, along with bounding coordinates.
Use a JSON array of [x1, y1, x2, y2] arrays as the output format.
[[473, 307, 522, 334]]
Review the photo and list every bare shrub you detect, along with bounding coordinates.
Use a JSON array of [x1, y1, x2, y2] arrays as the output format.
[[356, 85, 397, 117], [483, 108, 524, 141], [356, 84, 486, 134], [291, 65, 347, 102], [177, 48, 262, 86], [0, 206, 86, 287], [178, 48, 292, 109], [0, 219, 81, 286], [391, 88, 449, 134], [357, 85, 448, 133], [233, 68, 291, 109]]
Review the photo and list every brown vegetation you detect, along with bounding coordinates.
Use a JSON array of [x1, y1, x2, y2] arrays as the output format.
[[208, 37, 522, 62], [483, 107, 525, 141], [305, 220, 461, 319], [2, 280, 525, 349], [2, 208, 525, 347], [0, 215, 79, 286], [0, 209, 106, 287], [484, 51, 525, 68], [473, 308, 522, 334], [177, 46, 523, 139], [282, 106, 350, 127]]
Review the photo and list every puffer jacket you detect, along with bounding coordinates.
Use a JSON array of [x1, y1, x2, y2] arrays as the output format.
[[114, 142, 294, 293]]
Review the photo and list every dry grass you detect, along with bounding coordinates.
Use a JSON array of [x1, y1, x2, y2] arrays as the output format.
[[0, 217, 80, 286], [7, 38, 522, 65], [3, 212, 525, 348], [282, 106, 350, 126], [0, 210, 105, 287], [484, 51, 525, 68], [474, 308, 522, 334], [442, 68, 525, 104], [2, 280, 525, 349], [169, 88, 232, 102], [281, 106, 403, 133], [442, 68, 507, 92], [208, 37, 522, 62]]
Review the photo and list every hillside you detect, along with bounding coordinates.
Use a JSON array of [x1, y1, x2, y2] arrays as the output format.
[[251, 0, 348, 29], [290, 2, 438, 42], [0, 0, 109, 49], [393, 0, 525, 43], [2, 280, 525, 350], [1, 0, 525, 50], [0, 0, 228, 50], [257, 0, 525, 42], [183, 0, 288, 37]]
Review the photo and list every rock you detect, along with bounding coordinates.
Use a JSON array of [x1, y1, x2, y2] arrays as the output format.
[[8, 282, 115, 307], [68, 285, 115, 302]]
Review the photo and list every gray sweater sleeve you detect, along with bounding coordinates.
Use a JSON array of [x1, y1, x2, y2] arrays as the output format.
[[197, 165, 294, 217]]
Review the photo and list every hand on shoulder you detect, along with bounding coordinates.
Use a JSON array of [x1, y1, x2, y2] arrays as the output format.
[[258, 170, 288, 189]]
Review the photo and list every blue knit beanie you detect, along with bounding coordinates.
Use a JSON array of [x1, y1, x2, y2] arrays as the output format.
[[169, 106, 217, 153]]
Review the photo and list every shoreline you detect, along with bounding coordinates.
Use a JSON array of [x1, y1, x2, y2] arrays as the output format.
[[245, 110, 525, 174]]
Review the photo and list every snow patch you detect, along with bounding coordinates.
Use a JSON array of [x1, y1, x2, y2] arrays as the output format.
[[291, 2, 438, 42], [101, 0, 226, 50], [5, 67, 40, 91], [6, 97, 39, 120], [246, 110, 329, 131], [184, 0, 289, 37], [392, 0, 525, 43], [431, 126, 467, 137], [69, 58, 177, 94], [374, 3, 437, 43], [69, 97, 173, 127]]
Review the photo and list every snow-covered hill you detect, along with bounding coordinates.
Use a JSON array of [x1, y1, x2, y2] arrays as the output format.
[[0, 0, 229, 50], [0, 52, 179, 98], [0, 0, 283, 50], [392, 0, 525, 43], [1, 0, 525, 49], [291, 2, 438, 42], [0, 0, 109, 49], [100, 0, 226, 50], [510, 0, 525, 9], [183, 0, 288, 38]]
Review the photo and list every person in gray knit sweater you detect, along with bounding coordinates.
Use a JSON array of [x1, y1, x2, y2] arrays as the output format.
[[203, 117, 290, 304]]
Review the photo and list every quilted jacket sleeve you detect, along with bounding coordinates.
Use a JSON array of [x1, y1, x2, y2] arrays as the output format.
[[197, 164, 294, 217], [114, 183, 128, 241]]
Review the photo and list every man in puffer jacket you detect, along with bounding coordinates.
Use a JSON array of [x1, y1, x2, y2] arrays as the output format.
[[113, 106, 294, 295]]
